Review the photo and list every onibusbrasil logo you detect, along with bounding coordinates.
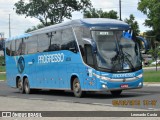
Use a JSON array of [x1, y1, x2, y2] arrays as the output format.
[[17, 56, 25, 74]]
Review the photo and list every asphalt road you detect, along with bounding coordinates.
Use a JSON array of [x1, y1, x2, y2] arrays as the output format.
[[0, 81, 160, 111]]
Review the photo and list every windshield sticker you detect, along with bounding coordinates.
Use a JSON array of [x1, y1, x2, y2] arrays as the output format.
[[123, 32, 132, 39], [88, 69, 93, 77]]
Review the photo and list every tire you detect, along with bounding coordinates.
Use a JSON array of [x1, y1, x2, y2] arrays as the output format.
[[17, 78, 24, 94], [73, 78, 84, 98], [24, 78, 31, 94], [110, 90, 122, 96]]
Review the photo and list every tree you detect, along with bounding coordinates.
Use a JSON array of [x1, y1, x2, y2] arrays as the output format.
[[124, 14, 140, 36], [14, 0, 92, 26], [84, 8, 118, 19], [148, 47, 160, 60], [138, 0, 160, 41], [25, 24, 45, 33]]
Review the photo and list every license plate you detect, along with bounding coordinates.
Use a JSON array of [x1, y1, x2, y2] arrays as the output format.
[[120, 84, 128, 88]]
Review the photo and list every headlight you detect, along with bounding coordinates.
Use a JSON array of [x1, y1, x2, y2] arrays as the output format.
[[136, 74, 143, 78]]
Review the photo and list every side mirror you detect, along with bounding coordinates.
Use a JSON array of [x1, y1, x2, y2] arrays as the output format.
[[136, 36, 149, 54], [82, 38, 92, 44]]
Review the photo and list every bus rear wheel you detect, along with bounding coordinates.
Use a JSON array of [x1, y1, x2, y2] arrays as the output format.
[[73, 78, 84, 98], [24, 78, 31, 94], [17, 78, 24, 93], [110, 90, 122, 96]]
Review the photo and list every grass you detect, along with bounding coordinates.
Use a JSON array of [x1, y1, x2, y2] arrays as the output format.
[[0, 66, 5, 72], [0, 73, 6, 80], [0, 56, 4, 63], [0, 55, 6, 80], [0, 56, 5, 72], [144, 70, 160, 82]]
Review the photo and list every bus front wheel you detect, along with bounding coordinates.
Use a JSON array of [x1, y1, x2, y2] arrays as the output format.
[[73, 78, 84, 98], [110, 90, 122, 96], [24, 78, 31, 94], [17, 78, 24, 94]]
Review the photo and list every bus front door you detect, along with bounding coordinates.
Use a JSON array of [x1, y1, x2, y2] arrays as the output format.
[[25, 54, 37, 87]]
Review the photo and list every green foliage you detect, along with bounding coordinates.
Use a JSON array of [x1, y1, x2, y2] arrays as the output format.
[[0, 66, 5, 72], [148, 47, 160, 60], [84, 8, 118, 19], [144, 30, 155, 36], [25, 24, 45, 33], [0, 56, 4, 64], [14, 0, 92, 26], [124, 14, 140, 36], [0, 56, 5, 72], [138, 0, 160, 41], [0, 73, 6, 80]]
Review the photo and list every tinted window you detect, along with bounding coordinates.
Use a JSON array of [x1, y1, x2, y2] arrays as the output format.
[[61, 28, 77, 52], [83, 27, 91, 39], [48, 31, 62, 51], [85, 44, 94, 66], [26, 36, 38, 54], [21, 39, 26, 55], [6, 41, 11, 56], [11, 40, 16, 56], [15, 39, 22, 56], [6, 39, 26, 56], [38, 34, 49, 52], [73, 27, 91, 62]]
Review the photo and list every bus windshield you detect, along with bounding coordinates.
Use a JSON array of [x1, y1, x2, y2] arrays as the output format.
[[91, 30, 142, 72]]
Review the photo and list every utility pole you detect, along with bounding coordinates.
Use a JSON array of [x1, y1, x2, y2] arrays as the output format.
[[119, 0, 122, 21], [9, 14, 11, 37], [154, 41, 159, 71]]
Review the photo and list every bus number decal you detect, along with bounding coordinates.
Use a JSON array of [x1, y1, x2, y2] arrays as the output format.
[[38, 53, 64, 64]]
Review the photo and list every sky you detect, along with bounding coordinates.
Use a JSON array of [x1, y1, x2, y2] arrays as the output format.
[[0, 0, 151, 38]]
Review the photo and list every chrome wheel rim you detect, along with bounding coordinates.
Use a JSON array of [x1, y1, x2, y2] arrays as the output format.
[[74, 82, 80, 93]]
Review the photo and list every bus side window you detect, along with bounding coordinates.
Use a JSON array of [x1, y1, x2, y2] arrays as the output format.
[[38, 34, 49, 52], [26, 36, 38, 54], [85, 44, 94, 66], [15, 39, 22, 55], [79, 45, 84, 56], [11, 40, 16, 56], [6, 41, 12, 56], [21, 39, 26, 55], [48, 31, 61, 51], [61, 28, 78, 53]]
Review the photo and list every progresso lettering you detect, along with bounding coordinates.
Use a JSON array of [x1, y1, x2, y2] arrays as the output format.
[[38, 53, 64, 64], [112, 73, 135, 78]]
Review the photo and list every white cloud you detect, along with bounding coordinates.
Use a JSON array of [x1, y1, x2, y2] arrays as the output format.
[[0, 0, 40, 38], [0, 0, 151, 38]]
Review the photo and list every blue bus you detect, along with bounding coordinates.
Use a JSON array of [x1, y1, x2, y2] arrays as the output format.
[[5, 18, 147, 97]]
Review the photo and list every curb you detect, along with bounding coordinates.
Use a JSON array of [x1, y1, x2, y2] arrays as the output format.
[[144, 82, 160, 86], [143, 67, 160, 70], [0, 72, 6, 74]]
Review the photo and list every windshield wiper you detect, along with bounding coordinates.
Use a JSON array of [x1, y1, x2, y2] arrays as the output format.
[[120, 48, 135, 70], [111, 51, 123, 71], [112, 46, 135, 71]]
